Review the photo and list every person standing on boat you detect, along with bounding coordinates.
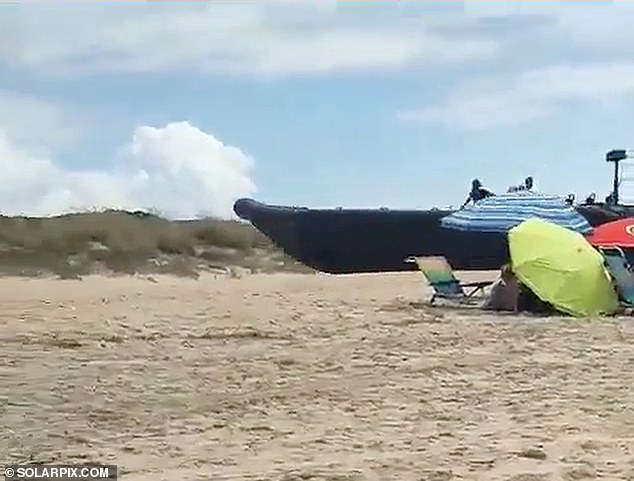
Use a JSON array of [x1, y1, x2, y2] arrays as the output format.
[[522, 176, 534, 191], [461, 178, 494, 208]]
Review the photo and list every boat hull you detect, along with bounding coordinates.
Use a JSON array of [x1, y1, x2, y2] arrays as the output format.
[[234, 198, 630, 273]]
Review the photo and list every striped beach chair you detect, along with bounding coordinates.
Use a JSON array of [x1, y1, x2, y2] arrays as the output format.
[[405, 255, 492, 304], [600, 247, 634, 307]]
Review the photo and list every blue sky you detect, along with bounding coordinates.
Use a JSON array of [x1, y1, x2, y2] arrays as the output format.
[[1, 0, 634, 218]]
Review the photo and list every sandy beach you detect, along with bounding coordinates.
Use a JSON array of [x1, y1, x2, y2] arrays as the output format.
[[3, 271, 633, 480]]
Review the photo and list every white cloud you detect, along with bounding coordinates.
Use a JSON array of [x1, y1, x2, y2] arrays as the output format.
[[401, 62, 634, 130], [496, 1, 634, 56], [120, 122, 257, 219], [0, 1, 498, 76], [2, 0, 633, 78], [396, 1, 634, 130], [0, 91, 85, 149], [462, 1, 590, 18], [553, 5, 634, 55], [0, 122, 257, 219]]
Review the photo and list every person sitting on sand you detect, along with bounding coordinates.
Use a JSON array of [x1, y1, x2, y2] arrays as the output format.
[[481, 264, 519, 312], [517, 283, 556, 315]]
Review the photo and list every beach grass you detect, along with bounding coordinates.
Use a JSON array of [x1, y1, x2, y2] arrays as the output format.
[[0, 210, 311, 278]]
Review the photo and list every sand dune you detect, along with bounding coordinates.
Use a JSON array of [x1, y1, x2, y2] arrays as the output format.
[[3, 271, 634, 480]]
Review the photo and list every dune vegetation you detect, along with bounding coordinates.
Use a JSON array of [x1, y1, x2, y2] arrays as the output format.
[[0, 210, 311, 279]]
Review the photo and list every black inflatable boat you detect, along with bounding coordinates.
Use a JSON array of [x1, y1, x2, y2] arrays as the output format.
[[234, 149, 634, 273]]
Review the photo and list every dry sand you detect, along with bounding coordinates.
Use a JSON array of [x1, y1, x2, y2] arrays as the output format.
[[3, 271, 634, 480]]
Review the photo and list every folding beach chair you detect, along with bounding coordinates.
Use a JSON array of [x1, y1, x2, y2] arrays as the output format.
[[599, 247, 634, 307], [405, 255, 493, 304]]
